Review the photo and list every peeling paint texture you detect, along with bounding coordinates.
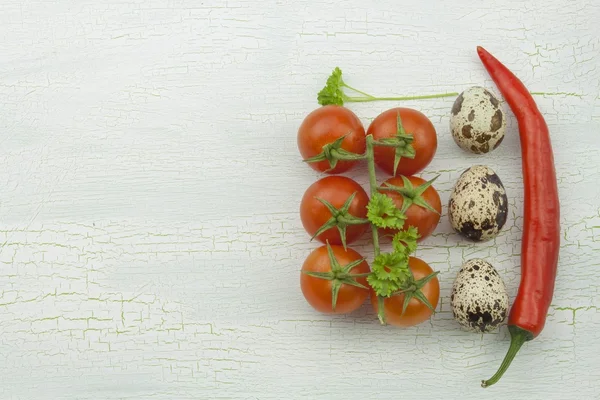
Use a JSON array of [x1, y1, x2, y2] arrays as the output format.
[[1, 1, 599, 399]]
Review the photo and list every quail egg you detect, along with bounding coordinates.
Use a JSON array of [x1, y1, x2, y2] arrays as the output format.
[[450, 86, 506, 154], [448, 165, 508, 242], [451, 259, 509, 333]]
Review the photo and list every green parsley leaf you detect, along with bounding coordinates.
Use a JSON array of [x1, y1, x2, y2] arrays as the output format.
[[366, 193, 406, 229], [392, 227, 420, 255], [367, 251, 411, 297], [317, 67, 345, 106]]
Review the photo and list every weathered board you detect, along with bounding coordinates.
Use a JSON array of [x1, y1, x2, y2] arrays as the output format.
[[1, 1, 599, 398]]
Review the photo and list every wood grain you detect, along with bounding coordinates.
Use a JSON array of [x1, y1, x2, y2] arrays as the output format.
[[1, 0, 599, 398]]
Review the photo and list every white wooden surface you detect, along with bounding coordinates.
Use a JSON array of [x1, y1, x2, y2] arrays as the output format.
[[1, 1, 599, 399]]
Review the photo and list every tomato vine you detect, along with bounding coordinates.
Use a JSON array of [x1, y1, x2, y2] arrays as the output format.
[[300, 109, 441, 326], [363, 125, 439, 325]]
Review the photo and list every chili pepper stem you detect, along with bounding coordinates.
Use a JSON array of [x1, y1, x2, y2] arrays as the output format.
[[481, 325, 533, 388]]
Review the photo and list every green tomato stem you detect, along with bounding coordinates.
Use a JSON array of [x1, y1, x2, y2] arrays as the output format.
[[336, 215, 369, 226], [366, 135, 380, 257]]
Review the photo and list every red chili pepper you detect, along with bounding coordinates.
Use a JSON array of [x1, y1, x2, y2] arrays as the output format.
[[476, 46, 561, 387]]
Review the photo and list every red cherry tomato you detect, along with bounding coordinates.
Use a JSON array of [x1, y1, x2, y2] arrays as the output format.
[[298, 105, 366, 174], [367, 107, 437, 176], [370, 257, 440, 327], [300, 176, 370, 245], [301, 245, 370, 314]]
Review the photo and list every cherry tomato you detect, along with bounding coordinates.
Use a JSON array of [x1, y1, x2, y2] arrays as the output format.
[[301, 245, 370, 314], [300, 176, 370, 246], [297, 105, 366, 174], [370, 257, 440, 327], [367, 107, 437, 176], [378, 175, 442, 241]]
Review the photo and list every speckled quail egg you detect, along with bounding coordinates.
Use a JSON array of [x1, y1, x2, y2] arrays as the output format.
[[450, 86, 506, 154], [448, 165, 508, 242], [451, 259, 509, 333]]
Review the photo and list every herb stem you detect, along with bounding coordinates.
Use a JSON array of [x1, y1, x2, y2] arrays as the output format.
[[342, 83, 376, 99], [366, 135, 380, 257], [346, 92, 459, 103]]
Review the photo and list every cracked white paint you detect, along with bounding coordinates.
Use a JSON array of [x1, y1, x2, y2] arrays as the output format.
[[1, 1, 599, 399]]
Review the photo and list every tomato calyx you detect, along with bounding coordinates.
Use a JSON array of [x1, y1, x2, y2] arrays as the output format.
[[380, 175, 441, 215], [303, 135, 365, 172], [372, 113, 416, 175], [392, 271, 440, 316], [302, 242, 369, 311], [311, 191, 370, 250]]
